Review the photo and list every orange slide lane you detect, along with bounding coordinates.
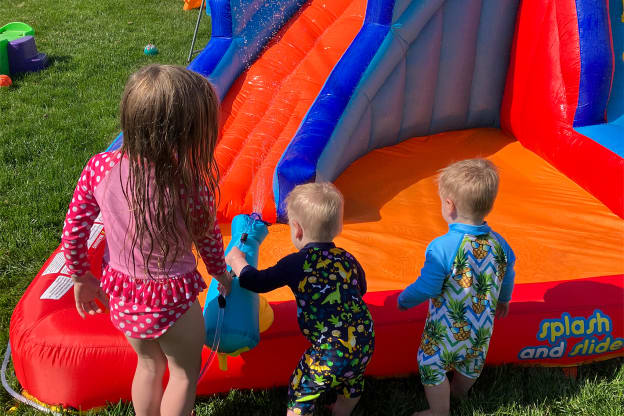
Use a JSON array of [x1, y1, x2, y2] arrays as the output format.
[[214, 0, 367, 223], [199, 129, 624, 304]]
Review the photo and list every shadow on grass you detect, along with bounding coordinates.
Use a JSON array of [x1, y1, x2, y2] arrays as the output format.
[[195, 387, 288, 416], [5, 55, 73, 89], [191, 358, 622, 416], [46, 54, 73, 71], [357, 359, 623, 416], [453, 359, 623, 415]]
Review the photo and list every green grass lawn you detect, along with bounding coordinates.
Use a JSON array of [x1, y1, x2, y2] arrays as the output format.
[[1, 0, 623, 414]]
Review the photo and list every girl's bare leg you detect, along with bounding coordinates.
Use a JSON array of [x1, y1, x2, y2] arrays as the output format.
[[158, 301, 205, 416], [125, 337, 167, 416]]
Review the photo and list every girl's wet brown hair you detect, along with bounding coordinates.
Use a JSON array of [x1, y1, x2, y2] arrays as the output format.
[[119, 64, 220, 277]]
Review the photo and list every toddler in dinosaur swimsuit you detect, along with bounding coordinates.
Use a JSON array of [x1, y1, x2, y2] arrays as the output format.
[[398, 159, 515, 416], [226, 182, 374, 416]]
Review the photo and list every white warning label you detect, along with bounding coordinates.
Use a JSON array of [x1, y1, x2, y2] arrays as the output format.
[[88, 222, 104, 248], [91, 233, 105, 250], [42, 252, 66, 276], [40, 275, 74, 300]]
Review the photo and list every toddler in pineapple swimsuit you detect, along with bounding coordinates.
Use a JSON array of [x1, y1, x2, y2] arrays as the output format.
[[226, 183, 374, 416], [398, 159, 515, 416]]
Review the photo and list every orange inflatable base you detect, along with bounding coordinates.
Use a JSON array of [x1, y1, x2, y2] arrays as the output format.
[[10, 129, 624, 410]]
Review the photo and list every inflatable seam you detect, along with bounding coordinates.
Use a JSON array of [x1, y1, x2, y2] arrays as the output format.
[[427, 6, 445, 134], [464, 0, 484, 126]]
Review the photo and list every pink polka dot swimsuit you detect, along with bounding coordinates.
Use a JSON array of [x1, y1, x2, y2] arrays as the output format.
[[61, 151, 226, 339]]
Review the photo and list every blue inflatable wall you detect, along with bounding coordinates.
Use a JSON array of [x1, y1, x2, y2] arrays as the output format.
[[575, 0, 624, 158]]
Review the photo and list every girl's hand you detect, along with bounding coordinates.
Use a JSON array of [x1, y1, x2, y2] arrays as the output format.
[[216, 271, 233, 296], [73, 271, 109, 318], [495, 301, 509, 319], [225, 247, 249, 277]]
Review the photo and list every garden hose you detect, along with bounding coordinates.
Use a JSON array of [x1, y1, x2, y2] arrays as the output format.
[[2, 342, 62, 415], [197, 294, 226, 382]]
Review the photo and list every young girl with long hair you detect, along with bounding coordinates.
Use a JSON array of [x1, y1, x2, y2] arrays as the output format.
[[61, 64, 230, 416]]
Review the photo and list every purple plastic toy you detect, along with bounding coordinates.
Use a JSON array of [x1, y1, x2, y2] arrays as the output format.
[[8, 35, 48, 73]]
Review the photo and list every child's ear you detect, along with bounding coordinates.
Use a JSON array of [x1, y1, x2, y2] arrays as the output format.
[[293, 220, 304, 241], [446, 197, 458, 219]]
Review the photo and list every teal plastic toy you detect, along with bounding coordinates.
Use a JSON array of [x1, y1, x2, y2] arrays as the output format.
[[143, 43, 158, 56], [203, 213, 269, 370], [0, 22, 34, 75]]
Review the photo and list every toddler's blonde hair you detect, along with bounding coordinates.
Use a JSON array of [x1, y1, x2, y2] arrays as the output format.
[[286, 182, 344, 242], [438, 159, 499, 220]]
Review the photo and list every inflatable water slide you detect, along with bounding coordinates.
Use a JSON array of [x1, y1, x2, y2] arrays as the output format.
[[8, 0, 624, 409]]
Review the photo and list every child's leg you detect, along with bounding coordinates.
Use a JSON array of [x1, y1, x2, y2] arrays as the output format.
[[331, 371, 366, 416], [158, 301, 205, 416], [332, 395, 360, 416], [124, 337, 167, 416], [450, 371, 477, 399], [286, 348, 323, 416], [413, 377, 450, 416]]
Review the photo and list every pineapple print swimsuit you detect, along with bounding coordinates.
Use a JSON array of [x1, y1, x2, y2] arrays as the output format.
[[239, 242, 374, 415], [398, 223, 515, 385]]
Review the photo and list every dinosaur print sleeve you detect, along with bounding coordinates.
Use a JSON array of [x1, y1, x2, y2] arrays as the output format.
[[238, 252, 305, 293], [398, 244, 447, 309], [353, 258, 367, 296]]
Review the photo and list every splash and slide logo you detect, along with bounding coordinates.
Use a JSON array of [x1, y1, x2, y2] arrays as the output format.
[[519, 309, 624, 360]]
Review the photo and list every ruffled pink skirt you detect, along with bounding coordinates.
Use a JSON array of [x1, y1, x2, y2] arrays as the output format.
[[100, 263, 207, 339]]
